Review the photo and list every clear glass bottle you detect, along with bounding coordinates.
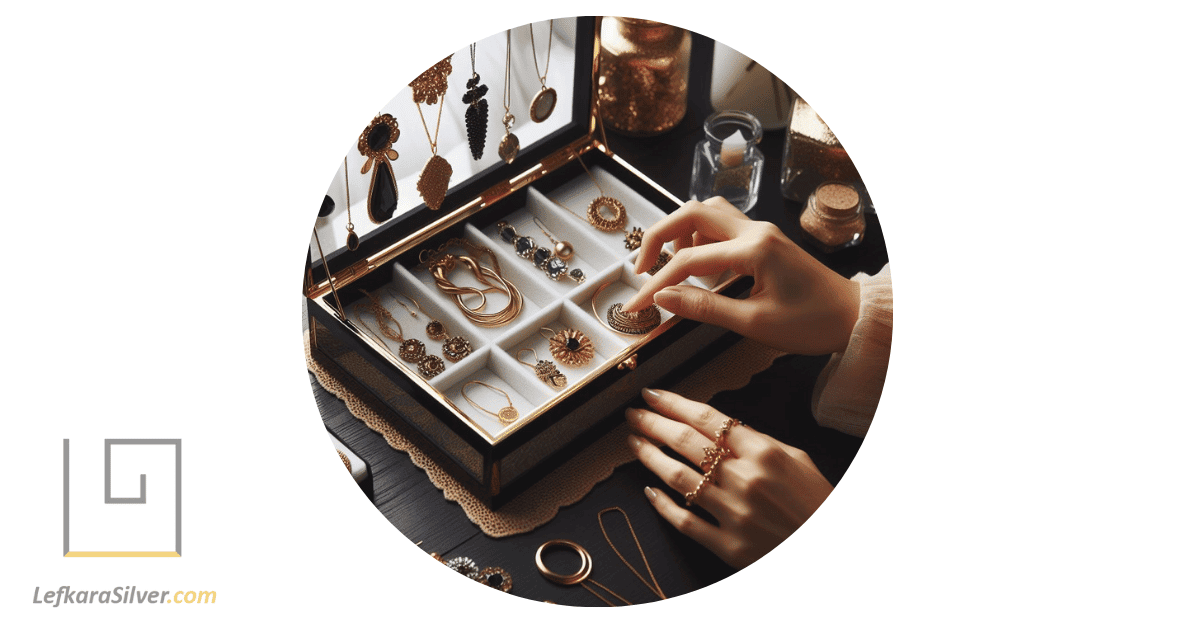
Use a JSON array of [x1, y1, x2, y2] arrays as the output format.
[[799, 182, 866, 252], [597, 17, 691, 136], [689, 110, 764, 212]]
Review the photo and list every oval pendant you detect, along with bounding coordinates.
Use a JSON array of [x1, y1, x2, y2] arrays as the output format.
[[346, 230, 359, 251], [530, 86, 557, 123], [498, 406, 520, 424], [498, 131, 520, 164], [417, 154, 453, 211]]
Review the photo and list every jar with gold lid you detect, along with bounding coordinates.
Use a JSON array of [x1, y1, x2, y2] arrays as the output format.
[[597, 17, 691, 136], [781, 96, 861, 202], [799, 182, 866, 252]]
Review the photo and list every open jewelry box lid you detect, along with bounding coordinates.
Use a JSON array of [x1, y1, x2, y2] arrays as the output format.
[[306, 17, 600, 304]]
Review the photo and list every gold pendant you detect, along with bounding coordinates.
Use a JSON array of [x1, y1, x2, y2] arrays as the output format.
[[533, 359, 568, 389], [498, 406, 520, 424], [417, 154, 453, 211], [530, 86, 557, 123], [498, 113, 520, 164]]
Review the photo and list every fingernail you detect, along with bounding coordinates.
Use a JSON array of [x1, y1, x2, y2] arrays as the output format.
[[644, 486, 657, 500], [653, 286, 682, 312], [625, 407, 643, 421], [641, 387, 662, 401], [627, 434, 643, 450]]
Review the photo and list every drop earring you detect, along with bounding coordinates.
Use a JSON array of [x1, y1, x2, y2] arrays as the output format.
[[390, 290, 473, 363], [357, 113, 401, 223], [517, 348, 568, 390]]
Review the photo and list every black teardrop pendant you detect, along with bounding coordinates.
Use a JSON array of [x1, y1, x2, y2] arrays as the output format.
[[368, 159, 398, 224], [463, 74, 489, 161]]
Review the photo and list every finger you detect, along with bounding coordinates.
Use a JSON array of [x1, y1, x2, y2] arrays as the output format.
[[653, 285, 761, 333], [628, 434, 731, 517], [625, 407, 711, 466], [642, 485, 725, 555], [640, 388, 761, 456], [633, 200, 751, 274], [670, 234, 692, 257], [624, 240, 754, 311]]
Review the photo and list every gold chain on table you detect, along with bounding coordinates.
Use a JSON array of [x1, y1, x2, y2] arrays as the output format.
[[597, 507, 667, 601]]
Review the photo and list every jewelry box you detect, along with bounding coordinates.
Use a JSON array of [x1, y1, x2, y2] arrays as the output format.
[[305, 18, 744, 507]]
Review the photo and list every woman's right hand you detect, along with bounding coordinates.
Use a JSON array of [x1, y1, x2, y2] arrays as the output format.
[[625, 197, 861, 356]]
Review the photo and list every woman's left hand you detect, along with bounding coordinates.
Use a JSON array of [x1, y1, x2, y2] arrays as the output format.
[[626, 388, 834, 569]]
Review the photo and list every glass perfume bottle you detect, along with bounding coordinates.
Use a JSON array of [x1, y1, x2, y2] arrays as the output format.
[[689, 110, 764, 212]]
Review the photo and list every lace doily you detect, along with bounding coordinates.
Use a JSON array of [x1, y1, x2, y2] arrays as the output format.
[[306, 335, 782, 537]]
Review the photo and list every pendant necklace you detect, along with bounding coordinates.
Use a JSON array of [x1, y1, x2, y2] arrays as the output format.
[[498, 30, 520, 164], [548, 153, 646, 251], [410, 55, 454, 211], [342, 156, 359, 251], [528, 20, 557, 123], [356, 113, 401, 223], [463, 43, 489, 160]]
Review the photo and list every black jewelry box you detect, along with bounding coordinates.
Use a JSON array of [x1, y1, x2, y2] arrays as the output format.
[[305, 17, 745, 507]]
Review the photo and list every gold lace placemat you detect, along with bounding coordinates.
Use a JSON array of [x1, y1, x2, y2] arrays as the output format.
[[306, 335, 782, 537]]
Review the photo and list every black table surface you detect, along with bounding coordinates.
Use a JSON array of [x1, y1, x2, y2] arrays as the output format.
[[311, 35, 888, 605]]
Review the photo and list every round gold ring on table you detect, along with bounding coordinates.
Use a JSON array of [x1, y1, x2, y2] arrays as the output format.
[[714, 417, 741, 446], [591, 280, 661, 336], [535, 540, 592, 585]]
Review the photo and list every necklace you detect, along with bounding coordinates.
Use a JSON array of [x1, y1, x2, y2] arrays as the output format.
[[342, 156, 359, 251], [461, 381, 520, 424], [534, 507, 666, 606], [420, 238, 524, 327], [410, 55, 454, 211], [528, 20, 557, 123], [463, 42, 489, 161], [531, 216, 574, 260], [356, 113, 400, 223], [498, 30, 520, 164], [550, 154, 644, 250]]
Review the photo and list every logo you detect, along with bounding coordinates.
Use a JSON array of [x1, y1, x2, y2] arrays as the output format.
[[62, 439, 182, 557]]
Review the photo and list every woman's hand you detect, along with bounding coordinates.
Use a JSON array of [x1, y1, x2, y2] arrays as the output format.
[[627, 388, 833, 569], [626, 197, 860, 355]]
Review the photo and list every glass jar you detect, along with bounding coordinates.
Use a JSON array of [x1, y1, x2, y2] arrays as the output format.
[[799, 182, 866, 252], [689, 110, 764, 212], [597, 17, 691, 136], [781, 96, 861, 202]]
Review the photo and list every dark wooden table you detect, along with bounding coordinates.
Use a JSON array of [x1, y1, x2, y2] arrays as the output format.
[[311, 34, 888, 605]]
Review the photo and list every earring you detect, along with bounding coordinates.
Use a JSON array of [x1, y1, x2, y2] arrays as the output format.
[[541, 327, 594, 367], [391, 289, 473, 363], [517, 349, 567, 390]]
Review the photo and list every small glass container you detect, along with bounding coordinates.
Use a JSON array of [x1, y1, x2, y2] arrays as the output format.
[[689, 110, 764, 212], [597, 17, 691, 136], [781, 96, 860, 202], [799, 182, 866, 252]]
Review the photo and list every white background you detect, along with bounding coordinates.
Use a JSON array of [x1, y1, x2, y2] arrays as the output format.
[[3, 1, 1197, 626]]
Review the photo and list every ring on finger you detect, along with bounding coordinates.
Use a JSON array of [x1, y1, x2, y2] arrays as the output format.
[[686, 448, 731, 507], [713, 418, 741, 446]]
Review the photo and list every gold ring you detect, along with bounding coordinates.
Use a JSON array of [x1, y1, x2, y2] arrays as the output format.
[[701, 446, 731, 473], [714, 418, 741, 445], [684, 475, 712, 508], [535, 540, 592, 585]]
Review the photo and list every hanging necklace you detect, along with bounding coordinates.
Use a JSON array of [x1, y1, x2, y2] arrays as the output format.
[[461, 381, 520, 424], [498, 29, 520, 164], [356, 113, 400, 223], [531, 216, 574, 260], [463, 43, 489, 161], [548, 154, 644, 251], [528, 20, 557, 123], [410, 55, 454, 211], [342, 156, 359, 251]]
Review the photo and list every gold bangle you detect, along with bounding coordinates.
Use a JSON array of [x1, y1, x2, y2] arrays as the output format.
[[535, 540, 592, 586]]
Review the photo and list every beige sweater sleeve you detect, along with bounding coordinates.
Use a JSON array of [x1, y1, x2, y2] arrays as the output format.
[[811, 264, 892, 437]]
